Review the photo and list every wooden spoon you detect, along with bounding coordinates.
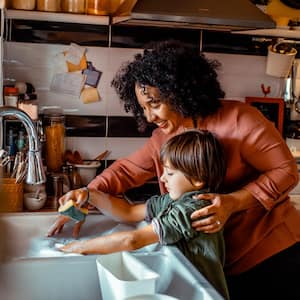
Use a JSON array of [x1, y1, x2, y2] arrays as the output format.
[[93, 150, 110, 161], [73, 150, 84, 164]]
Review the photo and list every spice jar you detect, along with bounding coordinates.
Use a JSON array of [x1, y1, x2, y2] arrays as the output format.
[[62, 0, 86, 14], [4, 87, 19, 107], [37, 0, 61, 12], [44, 111, 65, 172]]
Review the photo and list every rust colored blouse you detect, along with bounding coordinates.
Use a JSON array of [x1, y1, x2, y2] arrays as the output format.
[[88, 100, 300, 275]]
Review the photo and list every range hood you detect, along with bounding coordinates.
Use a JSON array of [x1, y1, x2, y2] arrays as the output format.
[[114, 0, 276, 31]]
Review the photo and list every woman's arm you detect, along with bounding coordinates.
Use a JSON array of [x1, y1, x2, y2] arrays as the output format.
[[88, 131, 163, 195], [191, 104, 299, 233], [59, 224, 159, 254]]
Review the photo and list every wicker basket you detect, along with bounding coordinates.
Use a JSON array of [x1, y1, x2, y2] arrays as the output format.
[[0, 178, 24, 212]]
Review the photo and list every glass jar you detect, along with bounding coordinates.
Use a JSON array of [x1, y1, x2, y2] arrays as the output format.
[[18, 94, 39, 121], [68, 165, 82, 189], [62, 0, 86, 13], [4, 87, 19, 107], [37, 0, 61, 12], [44, 112, 65, 172], [12, 0, 36, 10]]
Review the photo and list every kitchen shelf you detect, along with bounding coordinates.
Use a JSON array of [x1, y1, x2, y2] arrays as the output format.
[[5, 9, 110, 26], [233, 27, 300, 39]]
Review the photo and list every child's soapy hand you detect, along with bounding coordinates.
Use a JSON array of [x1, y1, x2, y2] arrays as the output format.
[[59, 240, 86, 254]]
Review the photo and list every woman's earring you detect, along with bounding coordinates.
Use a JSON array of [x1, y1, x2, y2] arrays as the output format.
[[140, 84, 146, 95]]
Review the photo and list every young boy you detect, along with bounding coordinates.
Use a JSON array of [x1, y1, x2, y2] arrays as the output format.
[[59, 130, 229, 299]]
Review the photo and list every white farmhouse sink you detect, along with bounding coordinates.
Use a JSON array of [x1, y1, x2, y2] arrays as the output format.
[[0, 212, 223, 300]]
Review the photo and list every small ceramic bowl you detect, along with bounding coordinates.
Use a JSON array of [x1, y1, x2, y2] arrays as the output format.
[[24, 192, 47, 211]]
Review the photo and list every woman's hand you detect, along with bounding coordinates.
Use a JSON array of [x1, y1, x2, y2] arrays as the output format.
[[58, 188, 90, 208], [191, 189, 255, 233], [46, 188, 90, 238], [190, 193, 234, 233]]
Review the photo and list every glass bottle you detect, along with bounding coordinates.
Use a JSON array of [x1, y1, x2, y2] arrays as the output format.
[[16, 130, 26, 152], [61, 165, 71, 193], [43, 112, 65, 172], [68, 165, 82, 189]]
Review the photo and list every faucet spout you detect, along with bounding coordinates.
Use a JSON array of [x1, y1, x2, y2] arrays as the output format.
[[0, 106, 46, 184]]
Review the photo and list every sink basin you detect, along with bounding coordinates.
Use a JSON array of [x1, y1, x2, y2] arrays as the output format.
[[0, 212, 223, 300]]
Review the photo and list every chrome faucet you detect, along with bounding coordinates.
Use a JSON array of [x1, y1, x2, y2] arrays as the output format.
[[0, 106, 46, 184]]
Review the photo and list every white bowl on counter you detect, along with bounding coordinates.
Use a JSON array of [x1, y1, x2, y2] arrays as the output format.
[[24, 192, 47, 211]]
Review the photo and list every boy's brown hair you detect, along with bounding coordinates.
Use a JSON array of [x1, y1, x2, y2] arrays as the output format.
[[160, 130, 226, 192]]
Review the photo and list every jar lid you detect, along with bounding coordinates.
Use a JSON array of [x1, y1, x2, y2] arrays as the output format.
[[4, 86, 19, 94]]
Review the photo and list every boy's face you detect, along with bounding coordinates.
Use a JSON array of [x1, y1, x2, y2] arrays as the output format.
[[160, 160, 202, 200]]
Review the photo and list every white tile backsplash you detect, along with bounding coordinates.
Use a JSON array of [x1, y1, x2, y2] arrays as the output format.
[[3, 41, 285, 158], [65, 136, 148, 160]]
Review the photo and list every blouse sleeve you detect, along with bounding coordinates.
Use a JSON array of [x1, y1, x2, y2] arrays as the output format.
[[87, 129, 162, 195], [240, 106, 298, 210]]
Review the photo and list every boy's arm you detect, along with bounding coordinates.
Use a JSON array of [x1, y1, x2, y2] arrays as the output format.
[[60, 224, 159, 254], [89, 188, 146, 222]]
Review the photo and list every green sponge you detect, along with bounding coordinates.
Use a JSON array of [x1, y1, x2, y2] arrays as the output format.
[[58, 200, 88, 222]]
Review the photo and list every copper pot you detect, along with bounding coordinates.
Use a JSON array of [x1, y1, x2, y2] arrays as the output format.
[[87, 0, 137, 16]]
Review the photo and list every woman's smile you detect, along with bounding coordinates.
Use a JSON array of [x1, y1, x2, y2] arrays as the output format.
[[135, 84, 187, 134]]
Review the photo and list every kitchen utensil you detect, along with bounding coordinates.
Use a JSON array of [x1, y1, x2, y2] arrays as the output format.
[[73, 150, 84, 164], [0, 178, 23, 212], [93, 150, 110, 161]]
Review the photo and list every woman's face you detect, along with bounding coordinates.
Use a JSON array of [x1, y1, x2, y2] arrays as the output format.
[[135, 84, 185, 135], [160, 160, 201, 200]]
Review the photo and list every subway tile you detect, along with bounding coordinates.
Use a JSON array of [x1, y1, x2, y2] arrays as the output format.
[[65, 136, 107, 161]]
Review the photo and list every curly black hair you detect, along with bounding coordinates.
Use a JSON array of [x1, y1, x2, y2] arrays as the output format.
[[111, 40, 225, 132]]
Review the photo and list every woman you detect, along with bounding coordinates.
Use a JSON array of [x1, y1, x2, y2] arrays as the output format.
[[59, 130, 229, 299], [48, 40, 300, 299]]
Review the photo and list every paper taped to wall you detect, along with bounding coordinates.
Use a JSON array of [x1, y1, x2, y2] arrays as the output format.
[[50, 72, 86, 97]]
